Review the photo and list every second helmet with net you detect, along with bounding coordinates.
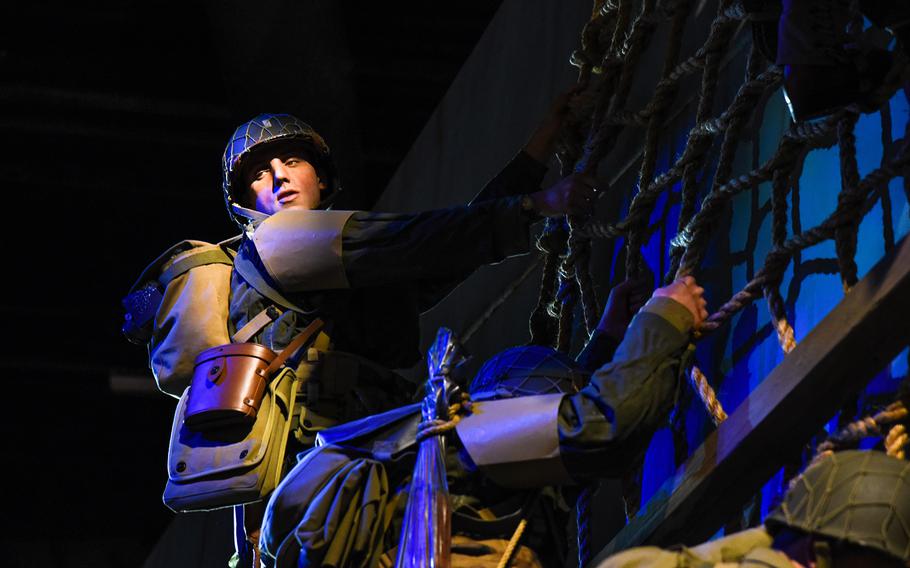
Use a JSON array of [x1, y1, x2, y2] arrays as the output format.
[[765, 450, 910, 562], [468, 345, 586, 401]]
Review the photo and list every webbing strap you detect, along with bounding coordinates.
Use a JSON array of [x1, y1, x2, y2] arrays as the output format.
[[160, 246, 236, 287], [265, 318, 325, 377], [231, 305, 283, 344], [232, 249, 317, 315]]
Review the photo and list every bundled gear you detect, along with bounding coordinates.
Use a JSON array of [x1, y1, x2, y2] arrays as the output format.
[[123, 239, 237, 396], [259, 296, 697, 567], [222, 113, 342, 227]]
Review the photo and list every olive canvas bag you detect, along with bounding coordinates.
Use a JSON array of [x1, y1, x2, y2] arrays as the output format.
[[162, 319, 323, 512]]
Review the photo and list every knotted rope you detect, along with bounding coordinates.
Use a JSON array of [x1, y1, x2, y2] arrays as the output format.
[[414, 392, 474, 442]]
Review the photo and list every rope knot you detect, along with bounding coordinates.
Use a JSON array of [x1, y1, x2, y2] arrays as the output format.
[[414, 392, 473, 443]]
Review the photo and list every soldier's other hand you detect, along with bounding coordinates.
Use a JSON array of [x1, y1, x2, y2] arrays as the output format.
[[653, 276, 708, 328], [597, 278, 652, 341], [528, 173, 600, 217], [524, 84, 583, 163]]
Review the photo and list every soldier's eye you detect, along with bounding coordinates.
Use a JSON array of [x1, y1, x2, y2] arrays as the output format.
[[253, 169, 269, 181], [285, 158, 300, 166]]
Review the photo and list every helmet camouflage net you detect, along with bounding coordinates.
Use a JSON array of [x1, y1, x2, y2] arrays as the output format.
[[765, 450, 910, 561], [469, 345, 586, 400], [221, 113, 340, 225]]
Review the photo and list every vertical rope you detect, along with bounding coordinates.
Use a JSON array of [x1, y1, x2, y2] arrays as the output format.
[[575, 484, 595, 568], [879, 98, 896, 253], [766, 164, 798, 354], [627, 0, 695, 279], [834, 112, 862, 291], [529, 219, 569, 347]]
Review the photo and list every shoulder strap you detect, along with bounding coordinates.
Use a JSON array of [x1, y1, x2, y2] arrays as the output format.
[[232, 243, 318, 315], [159, 245, 236, 287], [265, 318, 325, 376], [231, 305, 283, 344], [128, 238, 240, 294]]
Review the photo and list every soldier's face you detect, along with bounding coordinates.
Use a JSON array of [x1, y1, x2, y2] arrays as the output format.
[[242, 145, 326, 215]]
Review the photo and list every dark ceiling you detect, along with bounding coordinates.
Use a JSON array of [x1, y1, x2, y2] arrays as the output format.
[[0, 1, 500, 563]]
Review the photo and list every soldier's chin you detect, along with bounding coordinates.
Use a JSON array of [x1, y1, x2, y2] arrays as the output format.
[[279, 202, 311, 211]]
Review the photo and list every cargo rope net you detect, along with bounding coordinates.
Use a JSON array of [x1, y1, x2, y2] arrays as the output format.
[[456, 0, 910, 565]]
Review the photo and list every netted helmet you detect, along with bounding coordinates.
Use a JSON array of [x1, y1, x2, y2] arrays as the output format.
[[469, 345, 586, 401], [221, 113, 341, 225], [765, 450, 910, 562]]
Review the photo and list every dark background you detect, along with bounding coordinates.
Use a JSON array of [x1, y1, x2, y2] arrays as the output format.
[[0, 2, 501, 564]]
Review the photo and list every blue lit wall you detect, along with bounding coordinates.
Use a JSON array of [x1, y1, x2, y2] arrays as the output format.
[[635, 84, 910, 523]]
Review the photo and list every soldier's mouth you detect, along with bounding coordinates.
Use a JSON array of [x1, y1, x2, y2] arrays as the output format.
[[276, 189, 298, 203]]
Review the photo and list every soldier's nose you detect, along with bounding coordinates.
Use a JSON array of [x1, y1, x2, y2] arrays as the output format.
[[270, 158, 290, 188]]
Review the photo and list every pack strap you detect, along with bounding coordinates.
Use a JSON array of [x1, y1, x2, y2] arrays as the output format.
[[265, 318, 325, 377], [232, 248, 317, 315], [231, 305, 283, 344], [159, 245, 236, 287]]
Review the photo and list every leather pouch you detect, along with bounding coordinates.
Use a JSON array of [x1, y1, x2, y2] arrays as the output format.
[[162, 367, 298, 512], [185, 343, 276, 430]]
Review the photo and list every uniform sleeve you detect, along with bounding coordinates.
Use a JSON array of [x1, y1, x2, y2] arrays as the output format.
[[558, 297, 694, 479], [469, 150, 549, 203], [575, 331, 622, 373], [342, 196, 534, 288]]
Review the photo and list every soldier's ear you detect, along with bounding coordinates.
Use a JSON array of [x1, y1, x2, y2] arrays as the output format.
[[318, 179, 327, 191]]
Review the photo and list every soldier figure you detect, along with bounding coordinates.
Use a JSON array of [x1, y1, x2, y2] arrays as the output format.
[[257, 276, 709, 567], [597, 449, 910, 568], [124, 99, 596, 565]]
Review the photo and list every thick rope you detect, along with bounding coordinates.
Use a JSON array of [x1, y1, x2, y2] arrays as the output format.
[[699, 139, 910, 335], [414, 393, 473, 442], [835, 112, 862, 291], [626, 0, 695, 279], [813, 401, 908, 465], [690, 365, 727, 425], [499, 0, 910, 538], [879, 100, 897, 253], [530, 219, 569, 347], [580, 66, 785, 242], [886, 424, 908, 460], [495, 517, 529, 568]]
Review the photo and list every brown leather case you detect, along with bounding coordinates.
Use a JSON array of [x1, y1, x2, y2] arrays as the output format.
[[185, 343, 277, 429]]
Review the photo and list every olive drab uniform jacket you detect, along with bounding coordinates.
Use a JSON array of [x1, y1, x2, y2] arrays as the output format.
[[123, 151, 550, 449], [593, 527, 794, 568]]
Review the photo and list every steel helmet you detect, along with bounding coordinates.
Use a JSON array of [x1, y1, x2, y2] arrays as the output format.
[[469, 345, 585, 401], [765, 450, 910, 562], [221, 113, 341, 226]]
